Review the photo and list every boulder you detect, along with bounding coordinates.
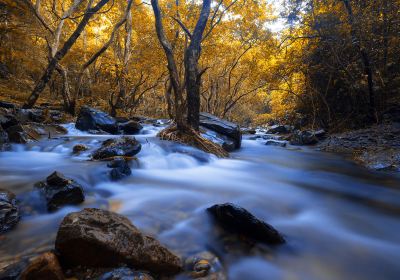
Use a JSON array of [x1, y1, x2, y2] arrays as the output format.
[[0, 113, 19, 130], [107, 158, 132, 181], [207, 203, 285, 245], [290, 130, 319, 145], [92, 137, 141, 160], [99, 268, 154, 280], [6, 124, 28, 143], [34, 171, 85, 211], [200, 112, 241, 149], [0, 189, 20, 233], [72, 144, 89, 154], [20, 252, 64, 280], [119, 120, 143, 135], [55, 208, 182, 275], [267, 125, 291, 134], [76, 106, 119, 134]]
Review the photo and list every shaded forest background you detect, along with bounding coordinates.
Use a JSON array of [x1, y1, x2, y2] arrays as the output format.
[[0, 0, 399, 131]]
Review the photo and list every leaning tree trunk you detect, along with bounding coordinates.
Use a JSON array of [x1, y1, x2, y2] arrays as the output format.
[[184, 0, 211, 130], [23, 0, 110, 109], [151, 0, 185, 130]]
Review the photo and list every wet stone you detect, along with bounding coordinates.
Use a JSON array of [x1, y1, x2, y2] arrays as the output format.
[[55, 208, 182, 275], [207, 203, 285, 245], [35, 172, 84, 211], [0, 189, 20, 233], [19, 252, 64, 280], [72, 144, 89, 154], [92, 137, 141, 160]]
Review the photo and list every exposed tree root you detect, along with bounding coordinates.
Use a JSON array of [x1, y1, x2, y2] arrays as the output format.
[[158, 124, 229, 158]]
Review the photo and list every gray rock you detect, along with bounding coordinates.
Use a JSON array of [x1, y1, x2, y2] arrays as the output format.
[[200, 113, 241, 150], [76, 106, 119, 134], [92, 137, 141, 160]]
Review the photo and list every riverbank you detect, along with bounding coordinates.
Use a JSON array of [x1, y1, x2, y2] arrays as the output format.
[[317, 123, 400, 172]]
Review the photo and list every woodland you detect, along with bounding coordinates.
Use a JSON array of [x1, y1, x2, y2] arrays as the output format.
[[0, 1, 400, 280], [0, 0, 398, 130]]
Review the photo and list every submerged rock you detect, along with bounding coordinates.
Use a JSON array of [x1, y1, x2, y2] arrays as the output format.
[[185, 251, 225, 280], [265, 140, 287, 147], [200, 112, 241, 150], [98, 267, 154, 280], [72, 144, 89, 154], [92, 137, 141, 160], [119, 120, 143, 135], [0, 189, 20, 233], [107, 158, 132, 181], [76, 106, 119, 134], [207, 203, 285, 245], [20, 252, 64, 280], [55, 208, 182, 275], [35, 171, 85, 211]]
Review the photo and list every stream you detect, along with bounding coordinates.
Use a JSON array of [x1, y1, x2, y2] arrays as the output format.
[[1, 123, 400, 280]]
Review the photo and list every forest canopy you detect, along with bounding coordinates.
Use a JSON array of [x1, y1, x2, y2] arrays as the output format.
[[0, 0, 399, 130]]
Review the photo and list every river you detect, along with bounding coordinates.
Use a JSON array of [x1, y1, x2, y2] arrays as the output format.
[[1, 123, 400, 279]]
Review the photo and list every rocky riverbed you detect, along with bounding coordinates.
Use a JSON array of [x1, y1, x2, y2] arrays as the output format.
[[1, 103, 400, 280]]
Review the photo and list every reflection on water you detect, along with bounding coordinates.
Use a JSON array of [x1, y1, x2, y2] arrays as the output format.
[[1, 124, 400, 279]]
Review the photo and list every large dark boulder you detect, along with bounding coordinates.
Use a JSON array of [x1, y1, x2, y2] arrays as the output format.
[[92, 137, 141, 160], [76, 106, 119, 134], [119, 120, 143, 135], [6, 124, 28, 143], [19, 252, 64, 280], [34, 172, 85, 211], [0, 112, 19, 130], [200, 112, 241, 149], [55, 208, 182, 275], [207, 203, 285, 245], [0, 189, 20, 233]]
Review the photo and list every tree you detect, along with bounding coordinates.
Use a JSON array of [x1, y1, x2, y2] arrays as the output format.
[[22, 0, 111, 109]]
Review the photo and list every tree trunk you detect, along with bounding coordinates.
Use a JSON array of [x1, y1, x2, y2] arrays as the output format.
[[23, 0, 111, 109], [184, 0, 211, 130]]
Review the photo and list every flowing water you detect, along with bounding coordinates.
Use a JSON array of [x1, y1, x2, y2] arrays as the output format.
[[1, 123, 400, 280]]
